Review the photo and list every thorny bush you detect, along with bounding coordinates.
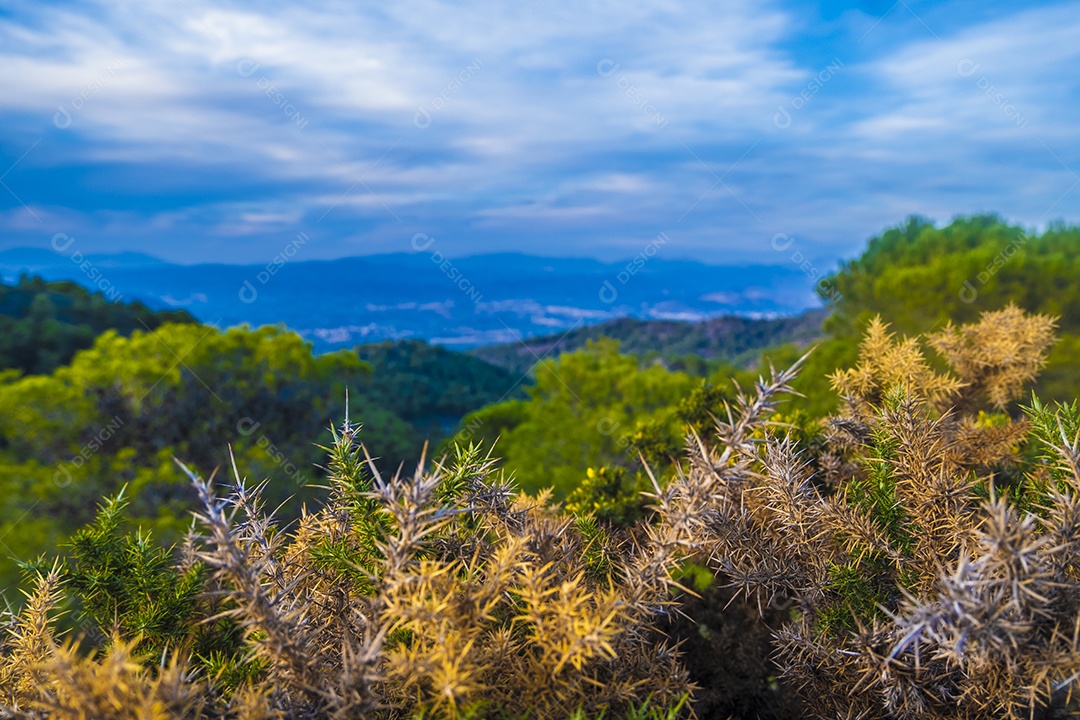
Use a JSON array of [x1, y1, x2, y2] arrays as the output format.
[[4, 305, 1080, 720]]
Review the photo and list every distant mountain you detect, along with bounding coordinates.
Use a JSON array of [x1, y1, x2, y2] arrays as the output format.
[[0, 248, 824, 350], [0, 248, 166, 273], [469, 308, 828, 376]]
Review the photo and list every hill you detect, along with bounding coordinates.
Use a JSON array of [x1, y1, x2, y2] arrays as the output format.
[[356, 339, 527, 432], [0, 275, 197, 375], [469, 308, 827, 376]]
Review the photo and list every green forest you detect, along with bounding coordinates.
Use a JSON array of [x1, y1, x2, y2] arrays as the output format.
[[0, 301, 523, 593], [4, 213, 1080, 719], [0, 275, 197, 375]]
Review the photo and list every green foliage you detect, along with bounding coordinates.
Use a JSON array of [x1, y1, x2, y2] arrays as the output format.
[[670, 562, 714, 594], [822, 213, 1080, 404], [815, 558, 893, 634], [565, 466, 652, 526], [307, 415, 389, 591], [0, 274, 196, 376], [846, 389, 916, 554], [675, 379, 736, 434], [56, 488, 256, 689], [63, 490, 203, 652], [346, 340, 527, 470], [563, 695, 690, 720], [1022, 393, 1080, 484], [0, 323, 369, 598], [446, 339, 722, 498], [573, 514, 616, 584], [357, 339, 526, 433]]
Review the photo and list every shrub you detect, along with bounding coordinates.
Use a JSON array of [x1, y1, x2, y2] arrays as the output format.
[[5, 304, 1080, 720], [0, 414, 704, 717], [671, 305, 1080, 718]]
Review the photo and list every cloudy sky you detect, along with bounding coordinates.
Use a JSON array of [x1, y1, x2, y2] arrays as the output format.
[[0, 0, 1077, 267]]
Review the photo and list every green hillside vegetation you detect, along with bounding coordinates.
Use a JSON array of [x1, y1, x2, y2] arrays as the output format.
[[0, 328, 521, 598], [768, 213, 1080, 417], [822, 213, 1080, 403], [470, 307, 826, 376], [448, 340, 697, 497], [444, 339, 768, 510], [0, 275, 197, 376], [356, 339, 527, 443], [0, 324, 364, 596]]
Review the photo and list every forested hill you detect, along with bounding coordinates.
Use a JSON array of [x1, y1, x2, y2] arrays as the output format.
[[0, 275, 196, 375], [469, 307, 827, 376], [357, 340, 525, 422]]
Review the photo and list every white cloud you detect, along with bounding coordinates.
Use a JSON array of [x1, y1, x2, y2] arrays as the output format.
[[1, 0, 1077, 263], [0, 0, 801, 164], [850, 3, 1080, 143]]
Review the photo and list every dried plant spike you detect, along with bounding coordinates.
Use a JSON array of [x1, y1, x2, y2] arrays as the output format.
[[928, 304, 1057, 410], [0, 560, 64, 706], [830, 316, 964, 411]]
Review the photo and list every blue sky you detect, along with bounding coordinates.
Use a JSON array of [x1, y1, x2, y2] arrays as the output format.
[[0, 0, 1077, 267]]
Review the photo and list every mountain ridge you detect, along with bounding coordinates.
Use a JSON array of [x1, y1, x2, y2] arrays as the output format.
[[0, 247, 826, 350], [469, 308, 828, 375]]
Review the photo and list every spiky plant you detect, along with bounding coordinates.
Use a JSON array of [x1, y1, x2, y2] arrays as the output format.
[[669, 305, 1080, 719], [0, 563, 63, 709], [7, 303, 1079, 720], [0, 406, 704, 718]]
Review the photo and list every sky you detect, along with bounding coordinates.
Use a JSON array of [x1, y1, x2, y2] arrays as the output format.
[[0, 0, 1077, 267]]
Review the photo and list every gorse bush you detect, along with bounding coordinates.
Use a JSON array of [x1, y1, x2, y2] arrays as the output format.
[[0, 404, 705, 718], [4, 305, 1080, 719], [671, 305, 1080, 718]]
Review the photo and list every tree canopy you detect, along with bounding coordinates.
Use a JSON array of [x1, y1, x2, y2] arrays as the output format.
[[0, 275, 196, 376]]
